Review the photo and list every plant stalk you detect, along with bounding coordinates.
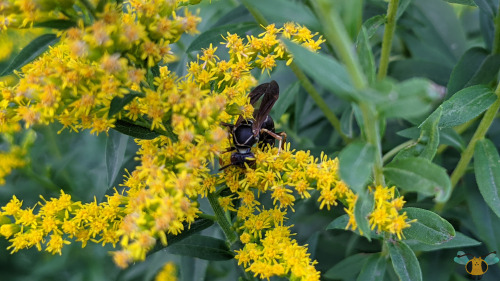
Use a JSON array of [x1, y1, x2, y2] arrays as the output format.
[[377, 0, 399, 80], [207, 192, 237, 244]]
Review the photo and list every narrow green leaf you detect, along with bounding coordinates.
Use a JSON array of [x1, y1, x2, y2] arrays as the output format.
[[443, 0, 477, 6], [440, 128, 465, 151], [33, 19, 77, 29], [166, 235, 234, 261], [324, 253, 373, 279], [402, 207, 455, 245], [438, 85, 496, 128], [340, 106, 355, 138], [326, 214, 382, 238], [447, 47, 489, 97], [356, 26, 376, 85], [339, 141, 375, 193], [271, 81, 299, 119], [186, 22, 258, 52], [282, 39, 357, 101], [387, 241, 422, 281], [362, 15, 385, 39], [356, 254, 387, 281], [396, 0, 412, 19], [474, 0, 497, 18], [384, 157, 451, 202], [377, 78, 440, 119], [406, 232, 481, 252], [241, 0, 320, 30], [108, 90, 144, 117], [389, 59, 451, 86], [106, 130, 129, 188], [418, 107, 442, 160], [355, 191, 374, 241], [466, 184, 500, 251], [0, 34, 60, 76], [474, 138, 500, 218], [113, 120, 160, 140]]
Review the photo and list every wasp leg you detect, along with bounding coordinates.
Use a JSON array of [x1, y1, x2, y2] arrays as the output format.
[[260, 129, 287, 153], [221, 146, 237, 154], [220, 122, 235, 128]]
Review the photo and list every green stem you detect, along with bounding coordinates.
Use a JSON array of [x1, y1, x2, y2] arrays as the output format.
[[289, 63, 350, 143], [207, 191, 237, 244], [360, 103, 385, 186], [197, 213, 216, 221], [493, 3, 500, 54], [382, 139, 415, 163], [449, 94, 500, 188], [377, 0, 399, 80], [241, 0, 269, 26], [79, 0, 98, 20], [312, 0, 367, 90]]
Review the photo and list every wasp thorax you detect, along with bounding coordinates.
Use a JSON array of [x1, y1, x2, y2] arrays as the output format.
[[234, 121, 257, 147]]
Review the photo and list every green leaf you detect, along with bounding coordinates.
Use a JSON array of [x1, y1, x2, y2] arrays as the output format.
[[356, 254, 387, 281], [356, 26, 376, 85], [362, 15, 385, 39], [396, 0, 412, 19], [443, 0, 477, 6], [355, 191, 374, 241], [112, 120, 160, 140], [0, 34, 60, 76], [466, 184, 500, 251], [326, 214, 382, 238], [166, 235, 234, 261], [106, 130, 129, 188], [377, 78, 440, 119], [282, 39, 357, 101], [340, 106, 355, 138], [339, 141, 375, 193], [240, 0, 320, 30], [389, 59, 452, 86], [186, 22, 259, 52], [384, 157, 451, 202], [474, 0, 497, 18], [474, 138, 500, 218], [324, 253, 373, 279], [406, 232, 481, 252], [108, 90, 145, 117], [387, 241, 422, 281], [33, 19, 77, 29], [271, 81, 299, 119], [438, 84, 496, 128], [445, 50, 500, 104], [440, 128, 465, 151], [402, 207, 455, 245]]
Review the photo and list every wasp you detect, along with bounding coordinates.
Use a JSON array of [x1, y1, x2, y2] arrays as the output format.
[[220, 80, 287, 170], [454, 251, 499, 280]]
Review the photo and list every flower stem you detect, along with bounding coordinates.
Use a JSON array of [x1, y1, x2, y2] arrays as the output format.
[[493, 3, 500, 54], [377, 0, 399, 80], [382, 139, 415, 163], [207, 191, 237, 244], [312, 0, 367, 90], [312, 0, 385, 186]]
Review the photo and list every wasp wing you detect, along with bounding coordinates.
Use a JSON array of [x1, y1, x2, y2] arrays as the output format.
[[252, 80, 279, 136], [234, 82, 271, 127], [484, 252, 499, 265], [454, 251, 471, 265]]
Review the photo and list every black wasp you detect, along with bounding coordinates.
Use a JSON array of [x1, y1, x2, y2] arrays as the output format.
[[220, 80, 287, 170]]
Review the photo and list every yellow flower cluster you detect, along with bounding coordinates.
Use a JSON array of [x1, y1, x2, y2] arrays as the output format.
[[155, 262, 178, 281], [0, 0, 73, 30], [236, 225, 320, 281], [0, 190, 124, 255], [188, 23, 325, 89], [0, 0, 200, 135], [212, 145, 410, 279], [367, 185, 413, 239], [0, 145, 27, 185]]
